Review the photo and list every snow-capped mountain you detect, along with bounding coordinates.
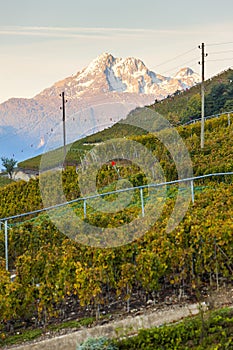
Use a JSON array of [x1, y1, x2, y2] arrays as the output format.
[[173, 67, 200, 88], [38, 53, 199, 99], [0, 53, 200, 164]]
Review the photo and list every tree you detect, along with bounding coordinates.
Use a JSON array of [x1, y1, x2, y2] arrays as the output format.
[[223, 99, 233, 112], [1, 157, 17, 178], [181, 94, 201, 121]]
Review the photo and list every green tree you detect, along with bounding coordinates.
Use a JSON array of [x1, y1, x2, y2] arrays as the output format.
[[1, 157, 17, 178], [182, 94, 201, 121], [223, 99, 233, 111]]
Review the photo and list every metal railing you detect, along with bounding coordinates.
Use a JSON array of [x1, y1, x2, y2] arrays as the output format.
[[1, 171, 233, 271], [183, 110, 233, 126]]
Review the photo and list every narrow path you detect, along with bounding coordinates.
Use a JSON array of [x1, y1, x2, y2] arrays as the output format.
[[5, 286, 233, 350], [7, 302, 206, 350]]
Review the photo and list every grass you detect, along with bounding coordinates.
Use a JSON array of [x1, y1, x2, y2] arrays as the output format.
[[0, 175, 14, 188], [0, 328, 43, 347], [0, 317, 95, 347], [117, 307, 233, 350]]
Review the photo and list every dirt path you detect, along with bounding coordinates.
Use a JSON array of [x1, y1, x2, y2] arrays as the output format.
[[4, 286, 233, 350], [4, 302, 206, 350]]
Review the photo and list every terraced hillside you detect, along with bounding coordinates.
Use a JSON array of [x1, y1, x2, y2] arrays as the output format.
[[0, 113, 233, 348]]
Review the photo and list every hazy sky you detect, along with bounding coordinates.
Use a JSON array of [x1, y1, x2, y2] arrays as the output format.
[[1, 0, 233, 103]]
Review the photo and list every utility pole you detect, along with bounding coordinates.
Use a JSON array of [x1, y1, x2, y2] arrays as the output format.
[[60, 92, 67, 165], [198, 43, 208, 148]]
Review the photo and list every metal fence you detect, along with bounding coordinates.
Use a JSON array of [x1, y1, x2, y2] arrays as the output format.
[[1, 171, 233, 271], [183, 110, 233, 126]]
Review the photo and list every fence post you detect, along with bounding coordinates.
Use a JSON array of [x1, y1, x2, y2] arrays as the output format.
[[5, 220, 8, 271], [214, 238, 219, 291], [228, 113, 231, 126], [191, 180, 195, 204], [140, 188, 145, 217], [83, 199, 87, 219]]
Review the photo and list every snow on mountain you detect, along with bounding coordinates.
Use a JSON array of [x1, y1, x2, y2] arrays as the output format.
[[0, 53, 200, 164], [173, 67, 200, 89], [38, 53, 199, 99]]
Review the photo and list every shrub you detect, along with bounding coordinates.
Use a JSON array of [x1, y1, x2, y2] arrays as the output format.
[[77, 336, 118, 350]]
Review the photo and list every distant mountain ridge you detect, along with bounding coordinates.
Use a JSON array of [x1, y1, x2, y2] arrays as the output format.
[[0, 53, 200, 164], [38, 52, 199, 98]]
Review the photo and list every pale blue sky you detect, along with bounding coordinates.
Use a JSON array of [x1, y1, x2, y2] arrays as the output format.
[[1, 0, 233, 102]]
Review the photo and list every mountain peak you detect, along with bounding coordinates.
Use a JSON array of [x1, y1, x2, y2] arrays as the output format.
[[97, 52, 114, 60], [173, 67, 200, 86], [174, 67, 195, 78], [94, 52, 115, 64], [85, 52, 115, 72]]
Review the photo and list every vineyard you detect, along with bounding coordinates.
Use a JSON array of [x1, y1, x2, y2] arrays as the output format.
[[0, 114, 233, 347]]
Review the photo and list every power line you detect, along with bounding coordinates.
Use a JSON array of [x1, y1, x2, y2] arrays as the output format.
[[152, 42, 233, 73], [209, 50, 233, 55], [151, 47, 196, 69], [160, 58, 199, 75], [208, 57, 233, 62], [207, 41, 233, 47]]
